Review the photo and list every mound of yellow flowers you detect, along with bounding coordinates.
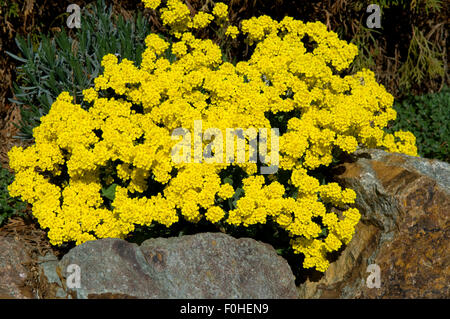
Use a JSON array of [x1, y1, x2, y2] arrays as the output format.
[[8, 0, 417, 272]]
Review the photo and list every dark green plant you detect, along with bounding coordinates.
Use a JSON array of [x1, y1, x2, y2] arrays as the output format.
[[349, 24, 382, 75], [0, 0, 20, 19], [6, 0, 152, 140], [0, 166, 27, 226], [398, 26, 445, 92], [387, 87, 450, 162]]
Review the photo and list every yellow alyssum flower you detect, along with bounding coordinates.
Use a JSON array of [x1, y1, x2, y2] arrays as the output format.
[[225, 25, 239, 39], [7, 0, 418, 273], [142, 0, 161, 10], [212, 2, 229, 20], [189, 12, 213, 29]]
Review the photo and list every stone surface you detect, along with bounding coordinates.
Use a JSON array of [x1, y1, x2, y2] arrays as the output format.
[[298, 149, 449, 298], [36, 253, 70, 299], [58, 238, 165, 299], [0, 236, 34, 298], [139, 232, 297, 298], [54, 233, 297, 299]]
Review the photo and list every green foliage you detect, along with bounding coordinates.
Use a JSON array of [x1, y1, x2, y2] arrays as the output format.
[[349, 26, 382, 74], [0, 167, 27, 226], [101, 183, 118, 201], [398, 26, 445, 92], [387, 87, 450, 162], [0, 0, 20, 19], [6, 0, 152, 140]]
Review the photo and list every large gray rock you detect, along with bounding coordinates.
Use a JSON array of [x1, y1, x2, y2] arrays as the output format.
[[299, 149, 450, 298], [139, 232, 297, 298], [58, 239, 166, 298], [53, 233, 297, 299]]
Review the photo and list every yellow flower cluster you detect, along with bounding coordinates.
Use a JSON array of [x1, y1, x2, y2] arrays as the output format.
[[189, 12, 214, 29], [142, 0, 161, 10], [144, 0, 233, 37], [241, 16, 280, 44], [225, 26, 239, 39], [8, 0, 417, 272], [212, 2, 229, 20]]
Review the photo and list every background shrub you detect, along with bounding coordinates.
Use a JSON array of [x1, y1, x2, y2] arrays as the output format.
[[0, 165, 27, 226], [3, 0, 448, 143], [387, 86, 449, 162]]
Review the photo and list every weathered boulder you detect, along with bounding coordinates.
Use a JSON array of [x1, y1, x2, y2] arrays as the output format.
[[52, 232, 297, 299], [139, 232, 297, 298], [0, 236, 34, 298], [298, 149, 449, 298], [58, 238, 166, 299]]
